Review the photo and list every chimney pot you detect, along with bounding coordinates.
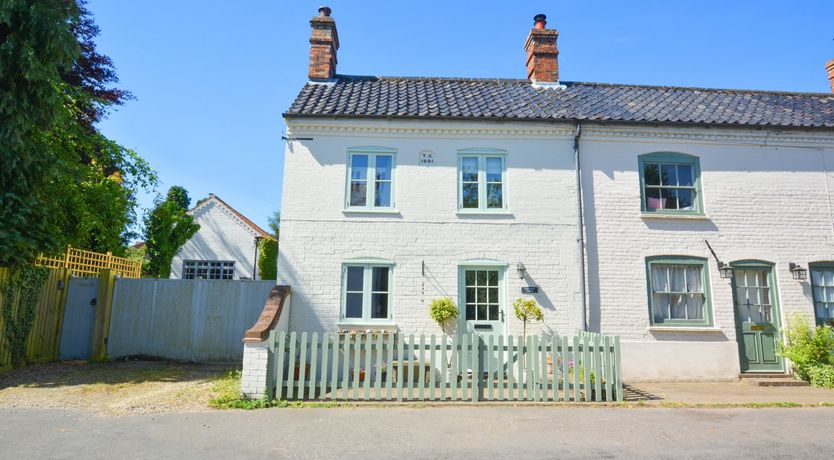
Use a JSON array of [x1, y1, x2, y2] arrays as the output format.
[[308, 7, 339, 81], [318, 6, 331, 17], [534, 14, 547, 29]]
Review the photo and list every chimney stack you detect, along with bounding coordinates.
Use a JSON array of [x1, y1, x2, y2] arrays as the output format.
[[524, 14, 559, 84], [308, 6, 339, 81], [826, 59, 834, 93]]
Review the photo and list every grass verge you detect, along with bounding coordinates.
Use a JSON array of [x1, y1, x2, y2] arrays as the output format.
[[207, 370, 344, 409]]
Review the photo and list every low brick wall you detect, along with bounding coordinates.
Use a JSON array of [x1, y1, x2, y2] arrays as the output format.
[[240, 285, 291, 399]]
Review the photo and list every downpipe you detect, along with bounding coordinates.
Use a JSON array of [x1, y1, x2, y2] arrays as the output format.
[[573, 121, 587, 332]]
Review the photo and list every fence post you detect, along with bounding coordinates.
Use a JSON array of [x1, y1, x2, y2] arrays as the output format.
[[91, 268, 117, 361]]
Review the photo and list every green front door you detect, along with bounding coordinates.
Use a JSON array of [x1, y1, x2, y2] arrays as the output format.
[[731, 264, 784, 373], [459, 267, 506, 375]]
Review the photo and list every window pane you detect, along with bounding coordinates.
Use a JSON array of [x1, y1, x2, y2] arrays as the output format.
[[488, 271, 498, 285], [644, 164, 660, 186], [477, 304, 487, 320], [477, 288, 487, 304], [374, 182, 391, 207], [812, 270, 823, 286], [670, 294, 686, 319], [488, 287, 498, 303], [661, 164, 677, 186], [346, 293, 363, 318], [350, 155, 368, 180], [346, 266, 364, 291], [653, 294, 670, 322], [669, 267, 686, 292], [662, 188, 677, 210], [686, 266, 702, 293], [462, 183, 479, 208], [350, 182, 367, 206], [651, 266, 668, 292], [489, 304, 499, 321], [477, 271, 487, 285], [485, 157, 502, 182], [687, 295, 704, 320], [375, 155, 392, 180], [466, 288, 475, 303], [465, 271, 476, 286], [645, 187, 662, 210], [461, 157, 479, 182], [372, 267, 388, 292], [371, 294, 388, 318], [677, 189, 694, 210], [678, 165, 693, 186], [487, 183, 503, 208], [466, 304, 476, 320]]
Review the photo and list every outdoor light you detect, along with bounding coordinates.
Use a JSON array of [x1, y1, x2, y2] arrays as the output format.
[[789, 263, 808, 280], [717, 261, 734, 279], [516, 262, 526, 280]]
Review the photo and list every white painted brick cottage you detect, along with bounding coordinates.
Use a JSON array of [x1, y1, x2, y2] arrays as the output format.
[[276, 7, 834, 380]]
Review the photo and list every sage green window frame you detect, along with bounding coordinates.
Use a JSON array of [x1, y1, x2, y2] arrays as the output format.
[[340, 258, 395, 324], [457, 148, 508, 212], [638, 152, 703, 215], [809, 262, 834, 327], [345, 147, 397, 211], [645, 256, 714, 327]]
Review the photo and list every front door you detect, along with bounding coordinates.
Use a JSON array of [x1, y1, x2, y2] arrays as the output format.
[[731, 264, 784, 373], [460, 267, 506, 374]]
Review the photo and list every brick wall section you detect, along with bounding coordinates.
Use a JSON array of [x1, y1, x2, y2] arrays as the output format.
[[524, 28, 559, 83], [827, 58, 834, 93], [241, 341, 269, 399]]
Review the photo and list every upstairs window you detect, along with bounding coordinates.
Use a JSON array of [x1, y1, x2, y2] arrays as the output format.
[[183, 260, 234, 280], [646, 256, 712, 326], [639, 153, 703, 214], [346, 148, 396, 210], [458, 149, 507, 212]]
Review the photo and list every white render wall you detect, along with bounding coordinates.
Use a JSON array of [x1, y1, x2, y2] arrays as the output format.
[[171, 199, 259, 280], [278, 119, 583, 336], [277, 117, 834, 380]]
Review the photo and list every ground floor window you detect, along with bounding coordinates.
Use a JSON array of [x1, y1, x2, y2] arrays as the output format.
[[182, 260, 235, 280], [342, 263, 392, 322], [646, 256, 712, 326], [810, 265, 834, 326]]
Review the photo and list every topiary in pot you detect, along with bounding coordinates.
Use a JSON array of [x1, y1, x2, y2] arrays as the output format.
[[513, 297, 544, 382], [429, 297, 459, 379]]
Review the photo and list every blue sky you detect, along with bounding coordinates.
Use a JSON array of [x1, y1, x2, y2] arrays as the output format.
[[87, 0, 834, 232]]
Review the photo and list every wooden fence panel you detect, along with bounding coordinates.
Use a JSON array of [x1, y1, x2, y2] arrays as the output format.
[[269, 332, 623, 403]]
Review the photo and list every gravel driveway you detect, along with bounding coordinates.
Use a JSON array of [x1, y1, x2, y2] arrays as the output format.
[[0, 360, 234, 416]]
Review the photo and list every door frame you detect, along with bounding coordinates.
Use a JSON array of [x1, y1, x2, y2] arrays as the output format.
[[729, 260, 785, 373]]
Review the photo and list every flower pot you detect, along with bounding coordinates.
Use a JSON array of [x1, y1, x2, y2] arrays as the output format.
[[293, 363, 310, 380]]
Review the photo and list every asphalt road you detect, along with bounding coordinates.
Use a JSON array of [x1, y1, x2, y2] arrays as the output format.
[[1, 407, 832, 459]]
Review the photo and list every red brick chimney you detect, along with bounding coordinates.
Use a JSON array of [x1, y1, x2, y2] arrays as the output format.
[[826, 58, 834, 93], [524, 14, 559, 84], [308, 6, 339, 81]]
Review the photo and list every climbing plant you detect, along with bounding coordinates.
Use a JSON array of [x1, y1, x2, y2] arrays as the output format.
[[1, 265, 49, 368]]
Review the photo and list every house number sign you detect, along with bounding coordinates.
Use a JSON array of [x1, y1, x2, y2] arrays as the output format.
[[521, 286, 539, 294], [419, 150, 434, 165]]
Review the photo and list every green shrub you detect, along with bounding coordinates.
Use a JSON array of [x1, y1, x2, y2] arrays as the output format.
[[513, 297, 544, 340], [429, 297, 458, 334], [806, 364, 834, 389], [779, 316, 834, 380]]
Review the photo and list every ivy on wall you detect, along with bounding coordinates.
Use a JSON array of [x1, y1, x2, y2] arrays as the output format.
[[1, 266, 49, 368]]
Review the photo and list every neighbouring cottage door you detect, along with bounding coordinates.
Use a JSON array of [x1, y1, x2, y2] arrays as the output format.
[[459, 266, 506, 376], [731, 264, 784, 373]]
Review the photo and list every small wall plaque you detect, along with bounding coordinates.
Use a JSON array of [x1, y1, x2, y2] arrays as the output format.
[[521, 286, 539, 294], [419, 150, 434, 165]]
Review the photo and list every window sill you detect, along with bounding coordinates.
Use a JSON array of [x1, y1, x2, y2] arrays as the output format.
[[337, 322, 398, 332], [455, 210, 514, 217], [640, 213, 709, 221], [647, 326, 723, 333], [342, 209, 400, 215]]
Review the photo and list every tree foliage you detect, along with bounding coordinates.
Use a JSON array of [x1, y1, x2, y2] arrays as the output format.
[[429, 297, 459, 334], [1, 265, 49, 368], [0, 0, 155, 267], [143, 186, 200, 278], [257, 210, 280, 280]]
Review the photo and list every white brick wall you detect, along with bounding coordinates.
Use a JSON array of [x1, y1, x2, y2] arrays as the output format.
[[171, 198, 259, 280], [277, 118, 834, 380], [241, 341, 270, 399]]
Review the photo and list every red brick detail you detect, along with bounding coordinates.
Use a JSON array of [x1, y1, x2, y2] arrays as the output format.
[[524, 28, 559, 83], [308, 16, 339, 80], [826, 59, 834, 94], [243, 285, 291, 342]]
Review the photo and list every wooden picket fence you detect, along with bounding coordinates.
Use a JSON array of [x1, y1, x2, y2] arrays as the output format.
[[36, 246, 142, 278], [268, 331, 622, 402]]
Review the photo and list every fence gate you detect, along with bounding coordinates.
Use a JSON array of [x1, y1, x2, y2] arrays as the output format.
[[59, 277, 100, 360]]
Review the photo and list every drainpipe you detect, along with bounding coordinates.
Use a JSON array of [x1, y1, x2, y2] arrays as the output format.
[[573, 121, 587, 332]]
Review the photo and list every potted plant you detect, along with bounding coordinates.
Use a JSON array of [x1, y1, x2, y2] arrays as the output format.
[[513, 297, 544, 384], [429, 297, 459, 382]]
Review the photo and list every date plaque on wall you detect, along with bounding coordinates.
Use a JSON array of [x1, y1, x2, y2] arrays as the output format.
[[419, 150, 434, 165], [521, 286, 539, 294]]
